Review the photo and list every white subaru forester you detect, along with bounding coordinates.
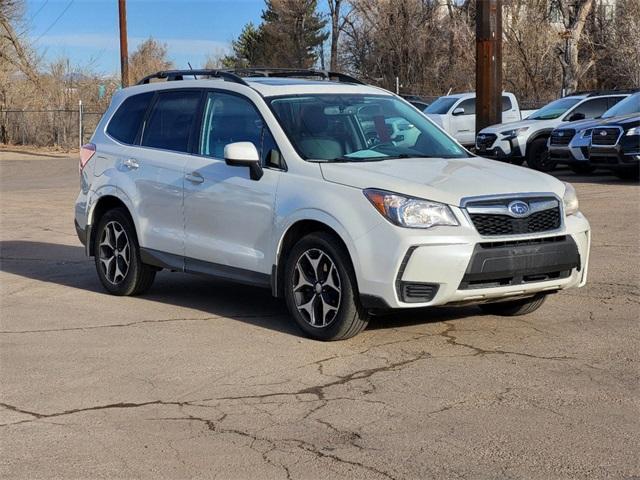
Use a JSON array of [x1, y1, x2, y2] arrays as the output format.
[[74, 69, 591, 341]]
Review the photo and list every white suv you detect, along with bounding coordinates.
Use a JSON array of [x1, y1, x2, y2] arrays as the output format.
[[476, 92, 629, 171], [74, 69, 591, 341]]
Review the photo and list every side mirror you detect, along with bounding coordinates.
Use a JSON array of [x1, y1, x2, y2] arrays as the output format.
[[568, 112, 585, 122], [224, 142, 263, 181], [452, 107, 465, 116]]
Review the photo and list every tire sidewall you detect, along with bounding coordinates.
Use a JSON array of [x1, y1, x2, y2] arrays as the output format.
[[527, 138, 556, 172], [284, 232, 365, 341], [94, 208, 143, 296]]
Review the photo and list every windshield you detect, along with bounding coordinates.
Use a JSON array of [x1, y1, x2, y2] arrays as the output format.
[[425, 96, 460, 114], [602, 93, 640, 118], [268, 94, 468, 162], [529, 98, 581, 120]]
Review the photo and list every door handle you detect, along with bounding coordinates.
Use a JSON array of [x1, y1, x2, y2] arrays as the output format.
[[123, 158, 139, 170], [185, 172, 204, 184]]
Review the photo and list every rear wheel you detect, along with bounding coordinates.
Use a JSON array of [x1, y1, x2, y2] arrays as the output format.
[[284, 232, 368, 341], [527, 138, 556, 172], [479, 294, 547, 316], [570, 164, 596, 174], [94, 208, 156, 296]]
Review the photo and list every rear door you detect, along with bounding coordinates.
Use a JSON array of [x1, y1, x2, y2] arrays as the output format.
[[133, 89, 202, 256], [183, 90, 281, 277]]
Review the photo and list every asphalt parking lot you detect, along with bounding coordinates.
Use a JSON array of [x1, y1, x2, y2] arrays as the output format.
[[1, 149, 639, 479]]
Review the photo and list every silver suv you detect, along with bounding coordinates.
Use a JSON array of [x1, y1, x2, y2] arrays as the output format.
[[75, 69, 591, 340]]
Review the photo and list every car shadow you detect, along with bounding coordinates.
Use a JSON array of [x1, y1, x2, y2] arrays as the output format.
[[0, 240, 482, 337], [551, 168, 637, 185]]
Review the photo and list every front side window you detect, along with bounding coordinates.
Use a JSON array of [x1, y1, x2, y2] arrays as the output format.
[[141, 90, 201, 153], [529, 98, 581, 120], [199, 92, 279, 166], [107, 92, 154, 144], [425, 97, 460, 114], [269, 94, 468, 162], [457, 98, 476, 115], [502, 96, 513, 112], [568, 98, 610, 119]]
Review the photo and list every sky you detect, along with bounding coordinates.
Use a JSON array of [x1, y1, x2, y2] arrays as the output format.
[[25, 0, 276, 75]]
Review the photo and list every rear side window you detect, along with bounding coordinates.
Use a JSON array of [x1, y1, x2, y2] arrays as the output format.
[[502, 96, 513, 112], [141, 90, 201, 153], [106, 92, 153, 144]]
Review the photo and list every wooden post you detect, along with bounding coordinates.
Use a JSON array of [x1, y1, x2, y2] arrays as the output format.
[[476, 0, 503, 134]]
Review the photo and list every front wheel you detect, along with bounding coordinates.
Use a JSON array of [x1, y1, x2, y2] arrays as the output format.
[[284, 232, 368, 341], [94, 208, 156, 296], [479, 294, 547, 316], [527, 138, 556, 172]]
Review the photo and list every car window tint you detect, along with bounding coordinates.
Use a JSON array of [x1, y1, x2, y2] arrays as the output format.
[[141, 90, 201, 153], [458, 98, 476, 115], [200, 92, 278, 164], [502, 96, 513, 112], [607, 96, 625, 109], [570, 98, 610, 119], [107, 92, 154, 144]]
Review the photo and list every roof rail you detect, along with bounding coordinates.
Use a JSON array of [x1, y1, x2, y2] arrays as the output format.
[[136, 69, 250, 86], [564, 88, 640, 97], [224, 68, 367, 85]]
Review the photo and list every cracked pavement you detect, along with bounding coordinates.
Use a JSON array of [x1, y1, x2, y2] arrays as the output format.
[[1, 150, 639, 479]]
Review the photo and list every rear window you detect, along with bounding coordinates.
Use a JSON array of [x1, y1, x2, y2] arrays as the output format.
[[141, 90, 201, 153], [106, 92, 154, 144]]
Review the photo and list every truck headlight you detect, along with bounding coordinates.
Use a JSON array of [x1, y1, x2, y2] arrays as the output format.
[[563, 182, 579, 216], [625, 127, 640, 136], [364, 189, 459, 229], [500, 127, 529, 137]]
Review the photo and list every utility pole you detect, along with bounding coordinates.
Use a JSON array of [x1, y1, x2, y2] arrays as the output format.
[[475, 0, 503, 134], [118, 0, 129, 87]]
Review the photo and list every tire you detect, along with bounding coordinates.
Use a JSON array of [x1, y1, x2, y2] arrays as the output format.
[[526, 138, 556, 172], [570, 164, 596, 174], [614, 167, 640, 181], [283, 232, 368, 341], [479, 294, 547, 316], [93, 208, 156, 296], [510, 158, 526, 167]]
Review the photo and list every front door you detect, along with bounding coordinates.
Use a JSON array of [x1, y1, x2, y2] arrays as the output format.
[[183, 91, 281, 277], [450, 98, 476, 145]]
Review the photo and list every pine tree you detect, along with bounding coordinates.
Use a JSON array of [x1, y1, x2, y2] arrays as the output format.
[[222, 22, 267, 68]]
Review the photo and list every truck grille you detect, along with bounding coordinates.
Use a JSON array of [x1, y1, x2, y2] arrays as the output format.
[[591, 127, 622, 146], [466, 196, 561, 236], [476, 133, 497, 150], [550, 129, 575, 146]]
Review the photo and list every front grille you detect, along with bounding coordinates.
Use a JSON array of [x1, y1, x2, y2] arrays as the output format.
[[470, 208, 560, 236], [550, 129, 575, 146], [400, 282, 439, 303], [592, 127, 621, 146], [476, 133, 497, 150]]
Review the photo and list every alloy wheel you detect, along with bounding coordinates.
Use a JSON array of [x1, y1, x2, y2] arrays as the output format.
[[98, 220, 131, 285], [292, 248, 342, 328]]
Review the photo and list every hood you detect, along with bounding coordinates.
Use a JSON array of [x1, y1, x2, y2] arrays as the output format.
[[320, 156, 564, 207], [596, 113, 640, 127], [425, 113, 444, 126], [554, 117, 605, 132], [479, 118, 546, 134]]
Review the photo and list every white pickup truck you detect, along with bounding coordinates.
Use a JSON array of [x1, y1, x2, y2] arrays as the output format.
[[425, 92, 535, 147]]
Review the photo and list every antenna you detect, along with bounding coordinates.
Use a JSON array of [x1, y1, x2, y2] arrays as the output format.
[[187, 62, 196, 80]]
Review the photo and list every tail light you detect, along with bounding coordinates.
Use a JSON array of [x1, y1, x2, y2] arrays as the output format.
[[80, 143, 96, 173]]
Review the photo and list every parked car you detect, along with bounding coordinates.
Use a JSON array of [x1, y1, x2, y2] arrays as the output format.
[[476, 91, 630, 171], [588, 115, 640, 180], [401, 94, 430, 111], [425, 92, 530, 147], [74, 68, 591, 341], [548, 92, 640, 174]]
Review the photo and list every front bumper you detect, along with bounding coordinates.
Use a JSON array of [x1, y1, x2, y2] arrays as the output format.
[[548, 143, 590, 165], [475, 135, 525, 161], [355, 210, 591, 310], [589, 139, 640, 168]]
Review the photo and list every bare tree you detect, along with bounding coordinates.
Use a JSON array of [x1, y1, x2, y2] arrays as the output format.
[[327, 0, 352, 70], [0, 0, 40, 86], [128, 38, 174, 84], [555, 0, 594, 94]]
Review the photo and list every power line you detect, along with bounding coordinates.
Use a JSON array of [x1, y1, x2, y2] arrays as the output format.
[[34, 0, 75, 44], [30, 0, 50, 22]]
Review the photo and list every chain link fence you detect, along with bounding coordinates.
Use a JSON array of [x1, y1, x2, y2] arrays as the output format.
[[0, 108, 104, 149]]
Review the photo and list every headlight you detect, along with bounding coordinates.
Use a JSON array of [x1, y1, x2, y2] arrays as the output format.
[[500, 127, 529, 137], [625, 126, 640, 136], [581, 128, 593, 138], [563, 182, 579, 216], [364, 189, 459, 229]]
